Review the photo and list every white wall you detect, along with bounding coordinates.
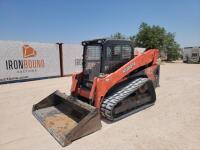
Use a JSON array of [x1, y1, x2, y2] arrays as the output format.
[[134, 47, 146, 55], [62, 44, 83, 75], [183, 48, 192, 58], [0, 40, 60, 83]]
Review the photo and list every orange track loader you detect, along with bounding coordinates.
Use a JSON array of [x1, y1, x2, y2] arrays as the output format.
[[33, 39, 160, 146]]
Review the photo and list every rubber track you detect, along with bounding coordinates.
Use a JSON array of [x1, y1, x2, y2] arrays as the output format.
[[100, 78, 153, 121]]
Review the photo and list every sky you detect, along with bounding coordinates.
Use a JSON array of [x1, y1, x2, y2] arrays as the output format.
[[0, 0, 199, 47]]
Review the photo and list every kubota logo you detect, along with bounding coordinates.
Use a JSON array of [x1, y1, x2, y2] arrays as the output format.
[[23, 45, 37, 58]]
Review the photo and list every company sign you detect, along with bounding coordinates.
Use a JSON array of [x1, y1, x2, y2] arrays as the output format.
[[0, 41, 60, 83]]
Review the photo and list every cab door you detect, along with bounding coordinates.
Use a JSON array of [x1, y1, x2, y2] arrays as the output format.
[[83, 45, 102, 83], [103, 44, 133, 73]]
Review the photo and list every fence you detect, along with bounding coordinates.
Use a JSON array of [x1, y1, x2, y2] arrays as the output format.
[[0, 40, 82, 84], [62, 44, 82, 76]]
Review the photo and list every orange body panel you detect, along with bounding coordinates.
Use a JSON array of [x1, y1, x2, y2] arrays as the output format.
[[78, 88, 90, 98], [71, 49, 159, 108]]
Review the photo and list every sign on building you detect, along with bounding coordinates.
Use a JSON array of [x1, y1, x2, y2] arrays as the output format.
[[0, 41, 60, 83]]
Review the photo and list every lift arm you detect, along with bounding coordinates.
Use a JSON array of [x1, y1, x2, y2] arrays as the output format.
[[93, 49, 159, 107]]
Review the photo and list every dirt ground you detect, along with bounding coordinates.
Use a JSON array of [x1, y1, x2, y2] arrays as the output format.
[[0, 62, 200, 150]]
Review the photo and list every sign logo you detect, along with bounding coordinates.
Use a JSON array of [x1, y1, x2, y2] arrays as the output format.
[[23, 45, 37, 58], [5, 45, 45, 71]]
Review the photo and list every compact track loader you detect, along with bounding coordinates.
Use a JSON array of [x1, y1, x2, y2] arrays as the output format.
[[33, 39, 160, 146]]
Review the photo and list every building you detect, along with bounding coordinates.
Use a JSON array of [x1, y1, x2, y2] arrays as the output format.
[[182, 47, 200, 63]]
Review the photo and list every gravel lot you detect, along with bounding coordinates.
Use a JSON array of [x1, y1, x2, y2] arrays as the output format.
[[0, 62, 200, 150]]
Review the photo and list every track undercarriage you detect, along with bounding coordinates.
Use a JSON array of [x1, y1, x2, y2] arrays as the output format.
[[101, 78, 156, 121]]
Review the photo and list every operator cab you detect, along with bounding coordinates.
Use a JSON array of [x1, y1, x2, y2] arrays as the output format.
[[81, 39, 134, 89]]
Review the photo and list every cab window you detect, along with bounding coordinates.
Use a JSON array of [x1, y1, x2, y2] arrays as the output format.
[[106, 45, 132, 60], [121, 45, 132, 59]]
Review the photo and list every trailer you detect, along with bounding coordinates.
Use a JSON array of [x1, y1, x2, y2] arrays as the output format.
[[182, 47, 200, 63]]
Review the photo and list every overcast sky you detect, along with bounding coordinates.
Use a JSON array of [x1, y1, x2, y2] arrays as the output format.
[[0, 0, 199, 47]]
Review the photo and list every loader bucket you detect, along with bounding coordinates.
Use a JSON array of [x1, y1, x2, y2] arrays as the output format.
[[32, 90, 102, 147]]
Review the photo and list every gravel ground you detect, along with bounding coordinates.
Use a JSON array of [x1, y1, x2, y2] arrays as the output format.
[[0, 62, 200, 150]]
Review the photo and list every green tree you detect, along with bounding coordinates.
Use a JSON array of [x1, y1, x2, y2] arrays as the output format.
[[110, 32, 126, 39], [164, 32, 180, 60], [129, 35, 136, 46], [134, 22, 180, 60]]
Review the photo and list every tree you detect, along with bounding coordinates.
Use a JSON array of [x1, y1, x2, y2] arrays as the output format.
[[164, 32, 180, 60], [110, 32, 126, 39], [110, 23, 180, 60], [129, 35, 136, 46], [110, 33, 136, 46], [134, 22, 180, 60]]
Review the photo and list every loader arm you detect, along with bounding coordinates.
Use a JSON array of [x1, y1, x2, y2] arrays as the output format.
[[93, 49, 159, 108]]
